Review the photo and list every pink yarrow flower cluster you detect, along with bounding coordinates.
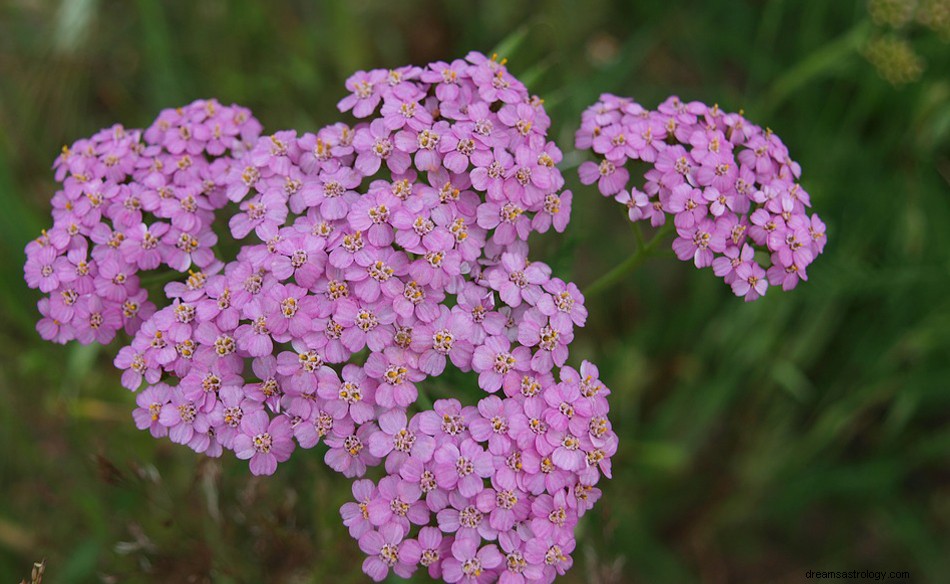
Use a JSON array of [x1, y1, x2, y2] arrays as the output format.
[[32, 52, 617, 583], [23, 100, 262, 343], [576, 94, 827, 301]]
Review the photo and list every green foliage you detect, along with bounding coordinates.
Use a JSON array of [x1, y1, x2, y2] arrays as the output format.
[[1, 0, 948, 582]]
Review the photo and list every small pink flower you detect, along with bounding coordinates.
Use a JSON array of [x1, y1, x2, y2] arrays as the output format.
[[442, 531, 503, 583], [471, 335, 531, 394], [433, 439, 494, 498], [325, 420, 381, 478], [358, 523, 413, 581], [365, 348, 421, 408], [368, 409, 435, 473], [132, 383, 171, 438], [398, 526, 451, 580], [340, 479, 377, 539], [578, 158, 628, 196]]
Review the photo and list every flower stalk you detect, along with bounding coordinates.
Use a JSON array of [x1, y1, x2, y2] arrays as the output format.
[[583, 222, 672, 298]]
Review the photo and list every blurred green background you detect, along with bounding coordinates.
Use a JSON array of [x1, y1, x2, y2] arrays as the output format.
[[2, 0, 949, 582]]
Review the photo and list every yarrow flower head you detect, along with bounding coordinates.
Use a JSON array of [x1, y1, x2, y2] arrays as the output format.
[[576, 94, 827, 301], [27, 53, 617, 583], [24, 99, 262, 343]]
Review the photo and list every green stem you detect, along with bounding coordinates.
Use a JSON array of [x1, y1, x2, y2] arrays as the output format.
[[583, 223, 672, 298], [632, 221, 646, 249]]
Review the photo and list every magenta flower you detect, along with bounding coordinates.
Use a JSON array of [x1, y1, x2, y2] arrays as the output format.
[[808, 214, 827, 254], [417, 398, 478, 442], [672, 218, 726, 268], [393, 279, 444, 323], [420, 59, 466, 102], [244, 354, 283, 408], [365, 348, 421, 408], [114, 346, 153, 390], [348, 190, 399, 247], [158, 387, 209, 447], [485, 253, 549, 308], [233, 410, 294, 475], [436, 492, 497, 542], [476, 473, 531, 534], [341, 479, 377, 539], [570, 481, 603, 518], [336, 299, 396, 353], [439, 123, 480, 173], [27, 55, 626, 584], [518, 448, 570, 496], [119, 222, 169, 270], [132, 383, 171, 438], [530, 490, 576, 541], [317, 363, 377, 424], [161, 226, 218, 272], [359, 523, 414, 582], [542, 381, 593, 435], [468, 396, 517, 455], [338, 69, 387, 118], [382, 94, 433, 132], [261, 283, 322, 341], [283, 398, 328, 449], [468, 54, 524, 105], [209, 386, 264, 449], [501, 144, 552, 207], [577, 94, 826, 300], [476, 199, 531, 246], [398, 526, 451, 581], [353, 119, 412, 176], [442, 531, 503, 583], [433, 438, 494, 498], [325, 420, 381, 478], [470, 147, 513, 200], [24, 246, 71, 293], [517, 309, 573, 371], [472, 335, 531, 393], [314, 166, 363, 220], [179, 361, 243, 409], [399, 457, 449, 513], [94, 257, 139, 302], [523, 531, 574, 579], [228, 191, 287, 239], [532, 190, 572, 234], [367, 476, 429, 530], [233, 305, 273, 358], [508, 397, 552, 454], [368, 409, 436, 473], [73, 296, 122, 344], [578, 157, 629, 196], [410, 306, 474, 375], [270, 233, 328, 288], [734, 260, 769, 300], [279, 349, 334, 397], [667, 184, 708, 229], [395, 121, 448, 172], [536, 278, 587, 331], [592, 122, 635, 162], [349, 246, 408, 302], [391, 205, 453, 255], [455, 283, 507, 345], [496, 533, 531, 584]]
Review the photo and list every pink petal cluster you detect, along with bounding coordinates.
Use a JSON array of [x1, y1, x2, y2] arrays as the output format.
[[23, 99, 263, 343], [27, 52, 614, 583], [576, 94, 827, 301], [345, 363, 612, 584]]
